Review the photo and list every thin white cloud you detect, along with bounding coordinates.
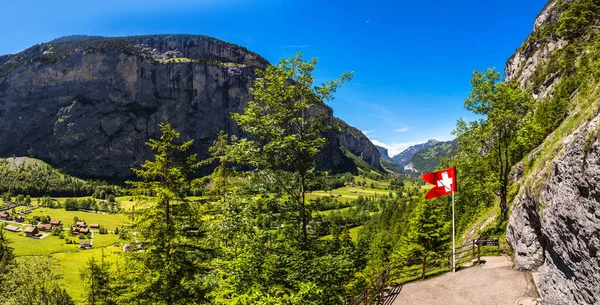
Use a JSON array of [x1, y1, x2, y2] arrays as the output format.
[[362, 130, 373, 136], [394, 127, 409, 133]]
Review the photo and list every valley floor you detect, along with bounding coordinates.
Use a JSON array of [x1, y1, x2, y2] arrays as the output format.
[[387, 256, 540, 305]]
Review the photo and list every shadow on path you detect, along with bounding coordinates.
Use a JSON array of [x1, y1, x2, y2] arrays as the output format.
[[380, 285, 403, 305]]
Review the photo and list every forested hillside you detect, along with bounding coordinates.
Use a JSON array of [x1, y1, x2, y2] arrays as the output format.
[[406, 140, 457, 173], [0, 157, 118, 197]]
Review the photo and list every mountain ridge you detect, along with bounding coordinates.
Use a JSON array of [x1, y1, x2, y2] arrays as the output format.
[[0, 34, 381, 179]]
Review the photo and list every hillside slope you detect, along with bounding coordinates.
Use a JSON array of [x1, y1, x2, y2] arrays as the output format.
[[0, 157, 115, 197], [505, 1, 600, 303], [407, 139, 457, 173], [0, 35, 380, 179]]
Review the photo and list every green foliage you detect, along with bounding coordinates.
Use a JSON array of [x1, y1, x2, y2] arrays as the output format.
[[396, 199, 452, 263], [0, 227, 14, 274], [458, 68, 534, 221], [120, 122, 213, 305], [211, 54, 358, 304], [0, 256, 75, 305], [228, 52, 352, 244], [80, 256, 113, 305], [557, 0, 600, 40]]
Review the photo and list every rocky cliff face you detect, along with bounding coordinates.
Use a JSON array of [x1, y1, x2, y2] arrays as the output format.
[[334, 118, 382, 170], [505, 1, 600, 304], [508, 113, 600, 305], [0, 35, 379, 179]]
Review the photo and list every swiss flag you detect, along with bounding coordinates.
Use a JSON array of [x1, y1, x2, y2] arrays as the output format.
[[421, 166, 457, 199]]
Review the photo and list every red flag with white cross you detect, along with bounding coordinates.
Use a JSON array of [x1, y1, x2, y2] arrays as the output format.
[[421, 166, 457, 199]]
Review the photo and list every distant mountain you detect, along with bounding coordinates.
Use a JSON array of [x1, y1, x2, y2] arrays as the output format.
[[391, 140, 440, 166], [375, 145, 404, 172], [407, 139, 457, 173]]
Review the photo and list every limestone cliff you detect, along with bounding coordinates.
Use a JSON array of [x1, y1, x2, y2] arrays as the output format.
[[0, 35, 380, 179], [505, 1, 600, 304]]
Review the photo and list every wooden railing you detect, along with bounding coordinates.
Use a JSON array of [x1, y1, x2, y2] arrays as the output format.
[[346, 236, 501, 305]]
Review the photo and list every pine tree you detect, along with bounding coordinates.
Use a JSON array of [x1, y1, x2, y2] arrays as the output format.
[[123, 123, 213, 305]]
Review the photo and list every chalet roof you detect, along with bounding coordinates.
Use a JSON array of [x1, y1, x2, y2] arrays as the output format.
[[37, 224, 52, 230], [76, 221, 86, 227], [90, 224, 100, 228], [50, 220, 61, 225], [0, 212, 8, 217], [24, 226, 37, 233], [79, 228, 89, 233]]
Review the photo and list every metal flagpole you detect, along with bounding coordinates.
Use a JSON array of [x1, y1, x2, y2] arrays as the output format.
[[452, 190, 455, 273]]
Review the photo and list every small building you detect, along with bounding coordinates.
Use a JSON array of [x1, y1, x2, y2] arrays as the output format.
[[75, 221, 87, 228], [0, 212, 8, 219], [79, 228, 90, 234], [50, 220, 61, 227], [90, 224, 100, 229], [3, 225, 20, 232], [33, 216, 41, 221], [80, 241, 93, 249], [24, 226, 39, 237], [37, 224, 52, 231], [14, 216, 24, 223]]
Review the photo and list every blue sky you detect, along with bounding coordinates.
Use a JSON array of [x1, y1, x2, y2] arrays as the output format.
[[0, 0, 547, 157]]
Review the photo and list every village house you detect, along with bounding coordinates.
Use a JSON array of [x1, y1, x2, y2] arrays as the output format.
[[75, 221, 87, 228], [80, 241, 93, 249], [37, 224, 52, 231], [3, 225, 20, 232], [15, 216, 25, 223], [90, 224, 100, 229], [0, 211, 9, 220], [24, 226, 40, 237], [50, 220, 61, 227], [33, 216, 41, 221], [79, 227, 90, 234]]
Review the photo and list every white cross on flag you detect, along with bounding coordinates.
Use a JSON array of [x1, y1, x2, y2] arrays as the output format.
[[420, 166, 457, 199]]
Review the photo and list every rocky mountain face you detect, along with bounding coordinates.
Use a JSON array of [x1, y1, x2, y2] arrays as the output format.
[[505, 1, 600, 304], [0, 35, 380, 179], [334, 118, 382, 171], [391, 139, 440, 166], [375, 145, 392, 162]]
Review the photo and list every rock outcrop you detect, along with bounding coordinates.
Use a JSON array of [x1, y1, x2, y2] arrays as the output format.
[[508, 114, 600, 304], [0, 35, 380, 179], [505, 1, 600, 304]]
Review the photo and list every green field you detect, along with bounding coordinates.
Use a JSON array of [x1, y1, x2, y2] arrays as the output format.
[[53, 245, 123, 304], [30, 207, 129, 231], [4, 229, 80, 256]]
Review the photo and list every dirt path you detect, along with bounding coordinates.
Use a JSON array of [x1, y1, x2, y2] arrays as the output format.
[[386, 256, 540, 305]]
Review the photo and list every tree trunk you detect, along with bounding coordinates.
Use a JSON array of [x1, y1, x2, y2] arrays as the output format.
[[300, 174, 308, 246]]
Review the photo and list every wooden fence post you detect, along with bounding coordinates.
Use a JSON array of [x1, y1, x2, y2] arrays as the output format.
[[422, 255, 427, 280], [477, 240, 481, 265], [497, 237, 500, 253], [381, 270, 386, 300]]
